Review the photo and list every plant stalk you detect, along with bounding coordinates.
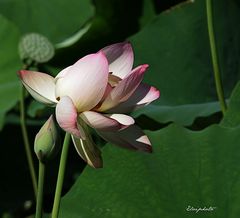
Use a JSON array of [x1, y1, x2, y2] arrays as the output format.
[[36, 160, 45, 218], [206, 0, 227, 114], [51, 133, 71, 218], [20, 85, 38, 197]]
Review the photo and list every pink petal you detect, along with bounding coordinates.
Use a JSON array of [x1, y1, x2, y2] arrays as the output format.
[[55, 52, 109, 112], [18, 70, 57, 106], [136, 85, 160, 105], [56, 96, 86, 139], [97, 125, 152, 152], [79, 111, 134, 131], [100, 42, 133, 79], [71, 133, 102, 168], [98, 64, 148, 111], [107, 83, 160, 113]]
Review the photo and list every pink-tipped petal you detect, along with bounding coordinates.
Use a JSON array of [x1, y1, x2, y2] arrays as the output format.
[[55, 52, 109, 112], [137, 85, 160, 105], [79, 111, 134, 131], [98, 64, 148, 111], [107, 83, 160, 113], [56, 96, 86, 139], [18, 70, 57, 106], [97, 125, 152, 152], [100, 42, 134, 79], [106, 114, 135, 126]]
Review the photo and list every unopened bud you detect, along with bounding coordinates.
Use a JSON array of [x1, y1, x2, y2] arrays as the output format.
[[34, 115, 59, 163]]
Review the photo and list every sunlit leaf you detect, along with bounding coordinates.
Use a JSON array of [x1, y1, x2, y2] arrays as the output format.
[[130, 0, 240, 106], [133, 101, 221, 126]]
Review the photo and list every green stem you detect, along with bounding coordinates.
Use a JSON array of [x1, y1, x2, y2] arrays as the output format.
[[20, 85, 38, 198], [51, 133, 71, 218], [206, 0, 227, 114], [36, 160, 45, 218]]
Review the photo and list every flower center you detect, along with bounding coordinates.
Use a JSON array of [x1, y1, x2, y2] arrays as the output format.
[[108, 74, 121, 87]]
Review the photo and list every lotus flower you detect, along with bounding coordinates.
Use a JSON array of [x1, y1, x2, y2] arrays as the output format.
[[18, 42, 160, 168]]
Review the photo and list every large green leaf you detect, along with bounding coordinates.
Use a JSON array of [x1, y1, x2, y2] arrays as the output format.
[[126, 0, 240, 126], [221, 81, 240, 128], [59, 80, 240, 217], [0, 0, 94, 43], [51, 0, 143, 66], [0, 15, 21, 129], [139, 0, 156, 27], [130, 0, 240, 106], [59, 123, 240, 218], [133, 101, 221, 126]]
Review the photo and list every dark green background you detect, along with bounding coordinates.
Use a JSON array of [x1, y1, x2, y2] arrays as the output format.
[[0, 0, 240, 217]]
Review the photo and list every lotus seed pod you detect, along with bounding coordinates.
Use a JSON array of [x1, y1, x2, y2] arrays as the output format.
[[34, 115, 59, 163], [18, 33, 55, 64]]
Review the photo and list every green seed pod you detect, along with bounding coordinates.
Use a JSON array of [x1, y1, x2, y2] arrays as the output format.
[[18, 33, 55, 64], [34, 115, 59, 163]]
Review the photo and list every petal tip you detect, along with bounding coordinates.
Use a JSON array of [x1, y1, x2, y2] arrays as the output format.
[[96, 50, 107, 59], [83, 51, 108, 65], [141, 64, 149, 71], [94, 51, 109, 68], [156, 90, 160, 99], [93, 160, 103, 169], [134, 64, 149, 76], [152, 87, 160, 99], [17, 70, 27, 79], [146, 145, 153, 153], [123, 41, 133, 49]]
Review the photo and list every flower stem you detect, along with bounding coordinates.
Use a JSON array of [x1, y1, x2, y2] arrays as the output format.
[[36, 160, 45, 218], [51, 133, 71, 218], [206, 0, 227, 114], [20, 85, 38, 198]]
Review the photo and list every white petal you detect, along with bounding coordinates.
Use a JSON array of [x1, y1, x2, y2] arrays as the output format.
[[100, 42, 134, 78], [55, 66, 72, 80], [18, 70, 57, 106], [56, 96, 86, 139], [97, 125, 152, 152], [55, 52, 109, 112], [106, 114, 134, 126]]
